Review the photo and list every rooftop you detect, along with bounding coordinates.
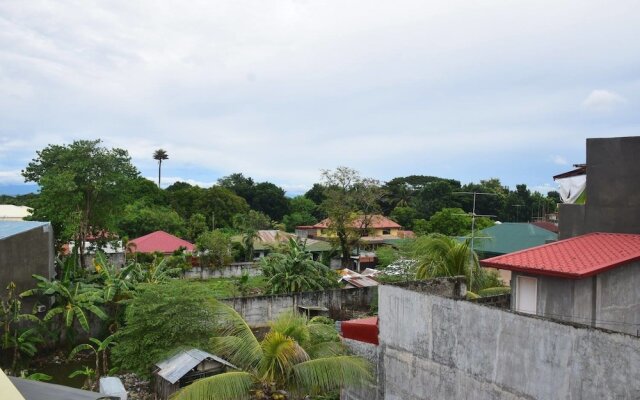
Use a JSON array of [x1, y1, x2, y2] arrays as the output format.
[[312, 215, 402, 230], [129, 230, 195, 253], [0, 221, 50, 240], [155, 348, 236, 384], [463, 222, 558, 256], [480, 232, 640, 278]]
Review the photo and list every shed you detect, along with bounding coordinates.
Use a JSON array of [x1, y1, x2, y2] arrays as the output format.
[[153, 348, 236, 400]]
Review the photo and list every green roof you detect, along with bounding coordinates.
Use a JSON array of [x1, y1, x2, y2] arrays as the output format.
[[462, 223, 558, 257]]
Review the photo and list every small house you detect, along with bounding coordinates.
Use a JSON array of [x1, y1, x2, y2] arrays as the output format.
[[129, 230, 195, 255], [481, 232, 640, 335], [153, 348, 236, 400]]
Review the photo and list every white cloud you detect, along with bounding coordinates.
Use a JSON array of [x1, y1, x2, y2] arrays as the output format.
[[0, 170, 25, 184], [551, 155, 569, 165], [582, 90, 627, 112]]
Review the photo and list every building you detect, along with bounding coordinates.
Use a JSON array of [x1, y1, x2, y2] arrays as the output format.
[[231, 230, 332, 259], [296, 215, 413, 247], [481, 232, 640, 335], [0, 205, 32, 221], [128, 230, 195, 255], [0, 221, 54, 302], [153, 348, 236, 400], [558, 136, 640, 239]]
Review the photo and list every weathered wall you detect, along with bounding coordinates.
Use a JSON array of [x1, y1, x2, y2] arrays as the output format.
[[511, 260, 640, 335], [559, 136, 640, 239], [378, 284, 640, 400], [341, 338, 383, 400], [0, 224, 54, 297], [222, 287, 376, 327], [184, 263, 261, 279]]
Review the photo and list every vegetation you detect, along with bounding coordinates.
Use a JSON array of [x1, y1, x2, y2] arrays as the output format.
[[260, 239, 339, 294], [111, 280, 219, 376], [173, 308, 372, 400], [153, 149, 169, 188]]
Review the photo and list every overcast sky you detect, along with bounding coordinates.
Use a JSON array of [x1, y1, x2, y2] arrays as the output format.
[[1, 0, 639, 196]]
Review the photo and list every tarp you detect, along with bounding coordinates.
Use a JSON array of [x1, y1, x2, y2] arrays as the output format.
[[341, 316, 379, 345], [556, 175, 586, 204]]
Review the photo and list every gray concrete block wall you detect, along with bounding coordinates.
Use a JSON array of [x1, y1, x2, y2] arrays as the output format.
[[222, 286, 376, 327], [378, 284, 640, 400], [341, 338, 383, 400], [184, 263, 261, 279]]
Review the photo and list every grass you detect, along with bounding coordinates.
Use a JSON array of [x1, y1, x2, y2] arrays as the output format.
[[187, 276, 268, 298]]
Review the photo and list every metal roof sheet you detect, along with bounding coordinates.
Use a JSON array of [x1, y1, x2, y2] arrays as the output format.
[[129, 231, 195, 254], [464, 223, 558, 256], [0, 221, 50, 240], [9, 377, 102, 400], [155, 348, 237, 385], [480, 232, 640, 278]]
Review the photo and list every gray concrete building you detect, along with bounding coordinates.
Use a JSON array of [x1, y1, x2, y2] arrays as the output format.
[[558, 136, 640, 239], [482, 231, 640, 335], [0, 221, 55, 301]]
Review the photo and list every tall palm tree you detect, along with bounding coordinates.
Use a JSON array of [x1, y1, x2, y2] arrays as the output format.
[[153, 149, 168, 188], [413, 234, 485, 292], [173, 307, 372, 400]]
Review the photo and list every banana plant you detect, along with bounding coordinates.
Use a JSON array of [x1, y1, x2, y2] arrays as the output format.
[[68, 334, 117, 380]]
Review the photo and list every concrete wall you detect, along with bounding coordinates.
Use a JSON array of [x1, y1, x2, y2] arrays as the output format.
[[184, 263, 261, 279], [559, 136, 640, 239], [511, 260, 640, 335], [341, 338, 383, 400], [0, 224, 54, 298], [377, 284, 640, 400], [222, 286, 376, 327]]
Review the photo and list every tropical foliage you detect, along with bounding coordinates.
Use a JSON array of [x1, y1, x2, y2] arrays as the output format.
[[260, 239, 339, 294], [173, 307, 372, 400]]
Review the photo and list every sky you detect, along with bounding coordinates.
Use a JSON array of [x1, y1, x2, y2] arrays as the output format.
[[1, 0, 639, 196]]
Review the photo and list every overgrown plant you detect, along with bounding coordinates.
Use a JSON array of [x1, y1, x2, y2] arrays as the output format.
[[68, 334, 116, 380], [173, 308, 371, 400]]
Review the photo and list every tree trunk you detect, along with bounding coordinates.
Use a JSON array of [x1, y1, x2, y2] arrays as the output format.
[[158, 160, 162, 187]]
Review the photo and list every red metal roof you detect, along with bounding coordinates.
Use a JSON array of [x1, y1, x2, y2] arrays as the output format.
[[312, 215, 402, 229], [480, 232, 640, 278], [341, 316, 379, 345], [129, 231, 195, 254], [531, 221, 559, 234]]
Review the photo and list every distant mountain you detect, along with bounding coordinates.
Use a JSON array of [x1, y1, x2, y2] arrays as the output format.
[[0, 184, 39, 195]]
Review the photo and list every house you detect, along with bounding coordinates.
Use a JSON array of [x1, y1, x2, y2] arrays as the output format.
[[338, 268, 380, 289], [128, 230, 195, 255], [464, 222, 558, 284], [481, 232, 640, 335], [296, 215, 414, 248], [153, 348, 236, 400], [0, 205, 32, 221], [0, 221, 54, 307], [231, 230, 332, 259]]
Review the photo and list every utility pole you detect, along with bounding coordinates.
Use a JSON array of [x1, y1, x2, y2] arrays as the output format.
[[453, 192, 498, 291]]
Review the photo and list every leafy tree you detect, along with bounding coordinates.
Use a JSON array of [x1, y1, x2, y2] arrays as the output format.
[[22, 139, 139, 266], [118, 201, 186, 238], [187, 213, 209, 242], [261, 239, 339, 294], [153, 149, 169, 188], [123, 176, 167, 207], [320, 167, 384, 267], [282, 197, 317, 232], [218, 173, 256, 205], [413, 179, 461, 219], [389, 206, 417, 230], [251, 182, 290, 221], [173, 307, 371, 400], [233, 210, 274, 231], [129, 257, 182, 284], [166, 182, 206, 220], [111, 281, 219, 376], [426, 208, 493, 237], [197, 230, 233, 268], [195, 186, 250, 229]]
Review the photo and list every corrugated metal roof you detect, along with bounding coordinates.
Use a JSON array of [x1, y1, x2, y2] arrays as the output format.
[[313, 215, 402, 229], [460, 223, 558, 256], [9, 376, 102, 400], [0, 221, 50, 240], [480, 232, 640, 278], [155, 349, 237, 384]]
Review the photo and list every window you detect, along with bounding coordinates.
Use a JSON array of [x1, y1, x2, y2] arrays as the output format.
[[515, 276, 538, 315], [382, 229, 391, 235]]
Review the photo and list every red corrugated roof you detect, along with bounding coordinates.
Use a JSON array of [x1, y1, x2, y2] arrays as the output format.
[[312, 215, 402, 229], [480, 232, 640, 278], [129, 231, 195, 254], [531, 221, 559, 233], [341, 316, 379, 345]]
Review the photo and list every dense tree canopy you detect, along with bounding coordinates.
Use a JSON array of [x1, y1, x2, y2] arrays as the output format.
[[22, 140, 139, 264]]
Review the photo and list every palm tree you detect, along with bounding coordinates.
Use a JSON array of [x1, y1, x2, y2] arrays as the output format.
[[413, 234, 485, 292], [242, 229, 259, 262], [173, 307, 372, 400], [260, 238, 338, 294], [153, 149, 169, 188]]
